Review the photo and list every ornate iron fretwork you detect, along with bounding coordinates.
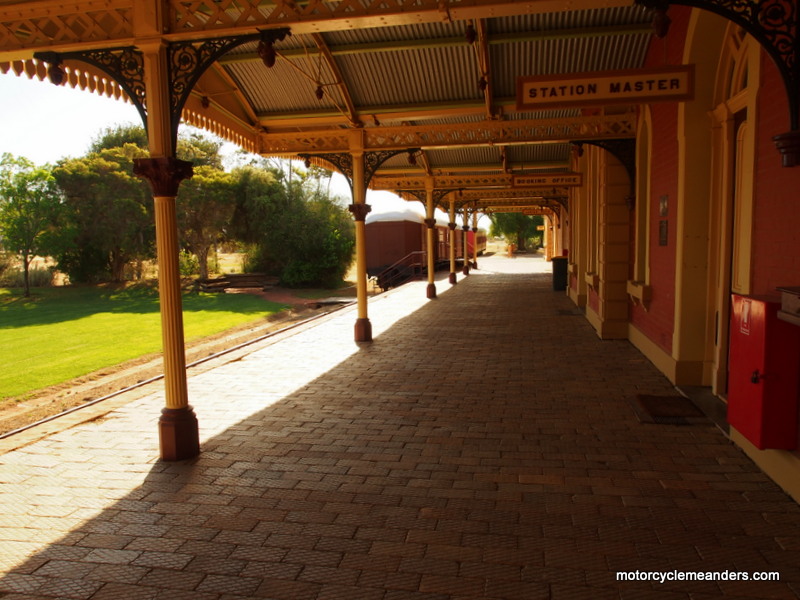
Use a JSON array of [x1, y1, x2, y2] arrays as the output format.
[[299, 152, 354, 195], [364, 149, 419, 187], [396, 190, 426, 203], [637, 0, 800, 164], [434, 189, 458, 205], [1, 4, 133, 51], [34, 48, 147, 128], [167, 33, 265, 146], [459, 190, 569, 212], [300, 148, 420, 198], [394, 188, 458, 211], [264, 114, 636, 154]]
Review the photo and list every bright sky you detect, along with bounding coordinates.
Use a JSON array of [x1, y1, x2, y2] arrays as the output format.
[[0, 72, 142, 165], [0, 72, 488, 224]]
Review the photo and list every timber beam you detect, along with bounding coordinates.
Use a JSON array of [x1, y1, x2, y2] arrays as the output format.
[[0, 0, 634, 57], [168, 0, 634, 39], [374, 172, 579, 191], [259, 113, 636, 155], [460, 189, 569, 202]]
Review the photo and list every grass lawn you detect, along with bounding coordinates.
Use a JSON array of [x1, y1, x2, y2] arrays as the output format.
[[0, 284, 289, 401]]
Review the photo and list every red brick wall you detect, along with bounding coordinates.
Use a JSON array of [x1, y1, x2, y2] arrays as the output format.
[[628, 6, 692, 354], [751, 52, 800, 296]]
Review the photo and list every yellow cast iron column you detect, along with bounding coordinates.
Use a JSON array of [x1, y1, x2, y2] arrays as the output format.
[[425, 181, 437, 299], [134, 40, 199, 461], [472, 211, 479, 269], [349, 149, 372, 342], [461, 210, 470, 276], [134, 158, 197, 461], [448, 199, 457, 285]]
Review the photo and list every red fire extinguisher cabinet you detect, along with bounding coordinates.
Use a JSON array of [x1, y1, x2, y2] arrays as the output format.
[[728, 294, 800, 450]]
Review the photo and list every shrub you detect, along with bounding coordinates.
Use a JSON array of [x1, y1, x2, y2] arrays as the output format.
[[0, 266, 54, 288], [0, 251, 14, 281], [178, 250, 199, 277]]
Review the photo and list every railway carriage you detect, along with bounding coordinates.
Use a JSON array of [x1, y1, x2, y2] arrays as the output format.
[[365, 205, 486, 289]]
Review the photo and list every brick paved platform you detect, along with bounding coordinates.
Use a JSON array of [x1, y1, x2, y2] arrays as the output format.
[[1, 254, 799, 599]]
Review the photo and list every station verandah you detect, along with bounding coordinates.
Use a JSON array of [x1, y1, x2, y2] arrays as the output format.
[[2, 1, 800, 595], [0, 256, 799, 599], [2, 0, 800, 494]]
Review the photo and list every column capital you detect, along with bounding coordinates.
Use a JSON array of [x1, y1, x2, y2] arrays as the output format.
[[134, 157, 193, 197], [774, 130, 800, 168], [448, 222, 457, 230], [462, 224, 470, 231], [423, 218, 437, 229], [348, 203, 372, 221]]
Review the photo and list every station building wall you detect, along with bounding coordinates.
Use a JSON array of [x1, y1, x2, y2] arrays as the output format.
[[565, 5, 800, 501]]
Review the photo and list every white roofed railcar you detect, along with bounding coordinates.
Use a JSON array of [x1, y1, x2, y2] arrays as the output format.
[[365, 201, 485, 289]]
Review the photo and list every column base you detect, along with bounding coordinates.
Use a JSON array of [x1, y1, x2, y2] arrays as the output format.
[[159, 405, 200, 461], [426, 283, 437, 299], [449, 273, 457, 284], [471, 261, 478, 269], [355, 318, 372, 342], [462, 264, 470, 275]]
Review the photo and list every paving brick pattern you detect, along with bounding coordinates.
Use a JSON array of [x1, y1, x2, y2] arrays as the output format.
[[1, 255, 799, 599]]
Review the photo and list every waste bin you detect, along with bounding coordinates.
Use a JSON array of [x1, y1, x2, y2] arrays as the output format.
[[551, 256, 568, 291]]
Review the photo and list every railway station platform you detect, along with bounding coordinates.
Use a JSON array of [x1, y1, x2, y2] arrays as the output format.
[[0, 253, 799, 600]]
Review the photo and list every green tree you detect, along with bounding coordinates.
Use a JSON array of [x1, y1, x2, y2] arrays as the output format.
[[176, 166, 236, 280], [265, 189, 354, 288], [90, 124, 224, 166], [0, 154, 63, 296], [489, 212, 542, 251], [230, 165, 285, 246], [177, 132, 224, 169], [89, 123, 148, 153], [234, 164, 354, 287], [53, 144, 153, 282]]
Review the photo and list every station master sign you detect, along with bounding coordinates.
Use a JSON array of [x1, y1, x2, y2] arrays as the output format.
[[516, 66, 694, 110]]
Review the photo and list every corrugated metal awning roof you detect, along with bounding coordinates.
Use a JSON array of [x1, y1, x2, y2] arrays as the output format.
[[209, 5, 653, 186]]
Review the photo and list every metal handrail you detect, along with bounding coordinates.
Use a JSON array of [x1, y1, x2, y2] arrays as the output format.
[[374, 251, 426, 291]]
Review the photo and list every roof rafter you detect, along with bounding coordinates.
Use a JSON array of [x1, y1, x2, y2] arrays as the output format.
[[474, 19, 495, 120], [311, 32, 360, 128]]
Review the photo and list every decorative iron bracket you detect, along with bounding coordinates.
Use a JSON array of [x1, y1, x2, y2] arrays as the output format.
[[434, 188, 458, 205], [636, 0, 800, 165], [35, 31, 276, 152], [300, 148, 421, 197], [364, 149, 420, 186], [395, 189, 426, 203], [298, 153, 354, 194], [167, 32, 272, 148], [394, 187, 460, 213], [34, 48, 147, 130]]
